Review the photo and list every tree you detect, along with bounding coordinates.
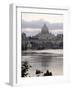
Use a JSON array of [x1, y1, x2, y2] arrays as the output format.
[[21, 61, 32, 77], [43, 70, 52, 76], [36, 70, 43, 76]]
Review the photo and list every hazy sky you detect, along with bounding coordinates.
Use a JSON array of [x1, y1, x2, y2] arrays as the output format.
[[22, 13, 64, 36]]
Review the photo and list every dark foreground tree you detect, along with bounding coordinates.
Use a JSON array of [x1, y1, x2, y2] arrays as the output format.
[[43, 70, 52, 76], [21, 61, 32, 77], [36, 70, 43, 76]]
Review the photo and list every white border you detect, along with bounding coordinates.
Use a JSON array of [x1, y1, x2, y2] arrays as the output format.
[[9, 4, 70, 86], [9, 4, 17, 86]]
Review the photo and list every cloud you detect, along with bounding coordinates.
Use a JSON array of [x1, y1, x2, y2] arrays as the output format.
[[22, 28, 41, 36], [22, 19, 63, 30]]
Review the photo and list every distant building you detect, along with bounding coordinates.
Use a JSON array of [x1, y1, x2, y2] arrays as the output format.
[[35, 24, 54, 40]]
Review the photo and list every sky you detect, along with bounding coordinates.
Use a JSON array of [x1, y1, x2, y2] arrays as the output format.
[[21, 13, 64, 36]]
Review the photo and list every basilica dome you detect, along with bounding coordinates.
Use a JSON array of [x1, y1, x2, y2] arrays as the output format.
[[41, 24, 49, 34]]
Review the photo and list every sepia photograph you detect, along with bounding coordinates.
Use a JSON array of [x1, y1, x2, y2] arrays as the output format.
[[21, 12, 63, 77]]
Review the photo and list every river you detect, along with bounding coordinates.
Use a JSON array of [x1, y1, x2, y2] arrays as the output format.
[[21, 49, 63, 77]]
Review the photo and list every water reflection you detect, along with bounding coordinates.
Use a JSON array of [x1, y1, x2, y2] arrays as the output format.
[[38, 55, 52, 67]]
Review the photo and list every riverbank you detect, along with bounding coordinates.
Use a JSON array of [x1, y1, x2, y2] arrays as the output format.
[[22, 49, 63, 55]]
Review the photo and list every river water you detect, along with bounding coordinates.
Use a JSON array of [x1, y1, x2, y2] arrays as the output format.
[[21, 50, 63, 77]]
